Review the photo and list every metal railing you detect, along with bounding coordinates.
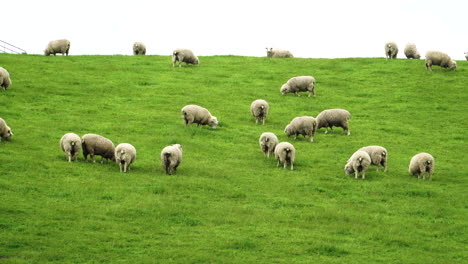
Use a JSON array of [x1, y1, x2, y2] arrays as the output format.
[[0, 40, 27, 54]]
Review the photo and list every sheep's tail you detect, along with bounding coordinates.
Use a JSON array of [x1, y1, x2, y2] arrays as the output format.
[[358, 157, 363, 164], [426, 160, 431, 165], [382, 151, 387, 157], [173, 51, 179, 56]]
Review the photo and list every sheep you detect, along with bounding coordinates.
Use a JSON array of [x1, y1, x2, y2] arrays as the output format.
[[161, 144, 182, 175], [316, 109, 350, 135], [280, 76, 316, 97], [115, 143, 137, 173], [465, 52, 468, 61], [259, 132, 279, 158], [404, 43, 421, 59], [344, 150, 371, 179], [266, 48, 293, 58], [409, 153, 434, 181], [385, 42, 398, 59], [81, 133, 115, 163], [284, 116, 317, 142], [60, 133, 82, 162], [172, 49, 199, 67], [425, 51, 457, 71], [181, 105, 218, 129], [44, 39, 70, 56], [133, 42, 146, 55], [359, 145, 387, 172], [0, 117, 13, 141], [250, 99, 269, 125], [0, 67, 12, 91], [274, 142, 295, 170]]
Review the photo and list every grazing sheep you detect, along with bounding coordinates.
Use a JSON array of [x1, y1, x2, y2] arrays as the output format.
[[344, 150, 371, 179], [266, 48, 293, 58], [133, 42, 146, 55], [0, 117, 13, 141], [316, 109, 350, 135], [81, 133, 115, 163], [44, 39, 70, 56], [465, 52, 468, 61], [404, 43, 421, 59], [425, 51, 457, 71], [280, 76, 316, 97], [284, 116, 317, 142], [409, 153, 434, 181], [172, 49, 199, 67], [0, 67, 12, 91], [115, 143, 137, 173], [259, 132, 279, 158], [181, 105, 218, 129], [250, 99, 269, 125], [274, 142, 296, 170], [359, 145, 387, 172], [60, 133, 82, 162], [161, 144, 182, 175], [385, 42, 398, 59]]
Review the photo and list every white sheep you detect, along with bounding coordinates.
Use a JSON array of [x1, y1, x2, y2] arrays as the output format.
[[0, 117, 13, 141], [44, 39, 70, 56], [425, 51, 457, 71], [274, 142, 296, 170], [465, 52, 468, 61], [81, 133, 115, 163], [284, 116, 317, 142], [409, 153, 434, 181], [172, 49, 199, 67], [344, 150, 371, 179], [280, 76, 316, 97], [60, 133, 82, 162], [404, 43, 421, 59], [359, 145, 387, 172], [133, 42, 146, 55], [266, 48, 293, 58], [161, 144, 183, 175], [115, 143, 137, 173], [250, 99, 269, 125], [316, 109, 350, 135], [259, 132, 279, 158], [0, 67, 12, 91], [385, 42, 398, 59], [181, 105, 218, 129]]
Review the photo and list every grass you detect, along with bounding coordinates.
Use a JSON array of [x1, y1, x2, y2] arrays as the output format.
[[0, 54, 467, 263]]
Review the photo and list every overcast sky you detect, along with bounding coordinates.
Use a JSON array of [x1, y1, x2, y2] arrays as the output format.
[[2, 0, 467, 59]]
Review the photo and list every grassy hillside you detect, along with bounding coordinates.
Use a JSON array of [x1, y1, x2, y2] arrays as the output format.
[[0, 54, 467, 263]]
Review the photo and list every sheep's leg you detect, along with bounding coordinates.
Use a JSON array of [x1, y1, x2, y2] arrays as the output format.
[[362, 172, 366, 180], [68, 153, 72, 162], [324, 127, 329, 134], [290, 163, 294, 170], [262, 118, 265, 125], [429, 172, 432, 181], [355, 171, 358, 179], [255, 118, 258, 124], [124, 163, 128, 173], [283, 162, 287, 169], [91, 154, 96, 163], [277, 160, 280, 167], [119, 163, 123, 172]]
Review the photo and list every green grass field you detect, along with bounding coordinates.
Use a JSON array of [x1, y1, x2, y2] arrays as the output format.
[[1, 54, 467, 263]]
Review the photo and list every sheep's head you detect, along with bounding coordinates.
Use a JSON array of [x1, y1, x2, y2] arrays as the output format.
[[2, 126, 13, 140], [280, 84, 289, 95], [449, 60, 457, 71], [194, 57, 200, 65], [209, 116, 218, 129], [44, 48, 51, 56], [266, 48, 273, 57], [284, 124, 293, 136], [344, 163, 354, 175], [414, 52, 421, 59]]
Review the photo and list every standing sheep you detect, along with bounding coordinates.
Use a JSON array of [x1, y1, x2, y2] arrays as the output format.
[[115, 143, 137, 173], [0, 117, 13, 141], [344, 150, 371, 179], [404, 43, 421, 59], [274, 142, 296, 170], [172, 49, 199, 67], [316, 109, 350, 135], [44, 39, 70, 56], [359, 145, 388, 172], [425, 51, 457, 71], [250, 99, 269, 125], [0, 67, 12, 91], [284, 116, 317, 142], [81, 133, 115, 163], [409, 153, 434, 181], [60, 133, 82, 162], [161, 144, 183, 175], [259, 132, 278, 158], [464, 52, 468, 61], [181, 105, 218, 129], [133, 42, 146, 55], [385, 42, 398, 59], [280, 76, 316, 97], [266, 48, 293, 58]]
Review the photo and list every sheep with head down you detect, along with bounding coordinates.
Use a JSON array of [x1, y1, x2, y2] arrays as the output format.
[[409, 153, 434, 181], [115, 143, 136, 173], [259, 132, 278, 158], [60, 133, 82, 162], [266, 48, 293, 58], [44, 39, 70, 56], [161, 144, 182, 175], [0, 117, 13, 141], [172, 49, 199, 67], [284, 116, 317, 142], [425, 51, 457, 71], [181, 105, 218, 129], [250, 99, 269, 125], [385, 42, 398, 59], [274, 142, 295, 170], [344, 150, 371, 179], [81, 133, 115, 163], [316, 109, 350, 136], [280, 76, 316, 97], [0, 67, 12, 91], [358, 145, 388, 172], [404, 43, 420, 59], [133, 42, 146, 55]]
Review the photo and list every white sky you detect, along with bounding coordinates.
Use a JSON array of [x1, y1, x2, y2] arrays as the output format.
[[2, 0, 467, 59]]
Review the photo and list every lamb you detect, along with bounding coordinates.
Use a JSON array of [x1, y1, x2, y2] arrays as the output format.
[[404, 43, 421, 59], [250, 99, 269, 125], [81, 133, 115, 163], [409, 153, 434, 181], [284, 116, 317, 142], [161, 144, 182, 175], [0, 117, 13, 141], [344, 150, 371, 179], [172, 49, 199, 67], [0, 67, 12, 91], [266, 48, 293, 58], [44, 39, 70, 56], [425, 51, 457, 71], [359, 145, 387, 172], [280, 76, 316, 97], [133, 42, 146, 55], [259, 132, 279, 158], [60, 133, 82, 162], [274, 142, 296, 170], [385, 42, 398, 59], [316, 109, 350, 135], [181, 105, 218, 129], [115, 143, 137, 173]]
